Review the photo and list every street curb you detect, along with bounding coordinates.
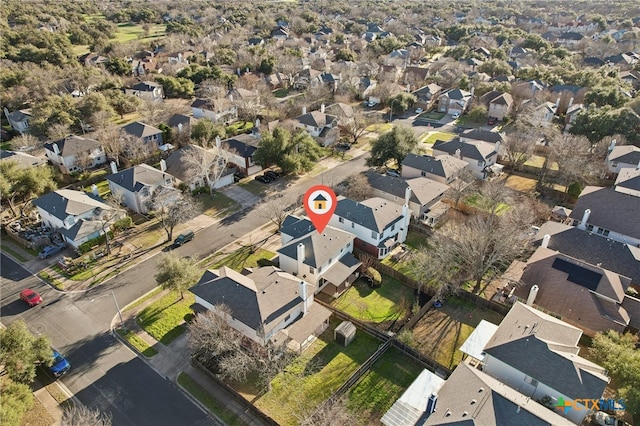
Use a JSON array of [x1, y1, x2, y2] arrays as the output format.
[[175, 375, 226, 426]]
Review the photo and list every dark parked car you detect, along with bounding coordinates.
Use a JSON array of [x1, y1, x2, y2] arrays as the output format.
[[233, 172, 244, 182], [50, 350, 71, 378], [39, 243, 66, 259], [172, 231, 194, 248], [20, 288, 43, 307], [264, 170, 280, 180], [255, 175, 271, 183], [337, 142, 351, 150]]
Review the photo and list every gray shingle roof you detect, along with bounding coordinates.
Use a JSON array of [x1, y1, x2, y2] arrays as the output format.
[[569, 186, 640, 240], [0, 150, 46, 168], [433, 138, 496, 161], [423, 363, 574, 426], [534, 221, 640, 284], [32, 189, 114, 222], [484, 303, 608, 400], [401, 153, 467, 178], [277, 225, 355, 268], [130, 81, 162, 91], [189, 266, 308, 335], [6, 109, 32, 122], [461, 128, 504, 144], [280, 216, 315, 240], [366, 172, 448, 206], [609, 145, 640, 165], [44, 135, 102, 157], [106, 164, 171, 193], [167, 113, 193, 128], [221, 133, 260, 158], [122, 121, 162, 139], [297, 111, 337, 128], [616, 168, 640, 192], [333, 196, 405, 233]]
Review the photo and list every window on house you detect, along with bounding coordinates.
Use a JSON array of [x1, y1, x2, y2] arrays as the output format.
[[597, 228, 610, 236], [524, 376, 539, 387], [586, 224, 594, 232], [371, 231, 378, 239], [351, 222, 354, 228], [285, 314, 291, 322], [421, 171, 426, 177], [391, 224, 395, 231], [339, 217, 344, 223], [611, 162, 618, 168], [309, 266, 315, 273], [477, 160, 485, 167]]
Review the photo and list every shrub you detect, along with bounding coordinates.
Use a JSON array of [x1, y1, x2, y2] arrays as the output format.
[[78, 231, 114, 254], [366, 267, 382, 286], [113, 217, 132, 233], [191, 186, 208, 196]]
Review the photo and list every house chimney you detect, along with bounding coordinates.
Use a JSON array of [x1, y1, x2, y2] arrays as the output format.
[[297, 243, 305, 276], [321, 103, 325, 113], [405, 185, 412, 205], [53, 143, 60, 155], [91, 184, 99, 196], [426, 394, 438, 414], [160, 159, 167, 172], [400, 203, 410, 243], [568, 97, 574, 107], [495, 141, 501, 154], [578, 209, 591, 230], [541, 234, 551, 248], [455, 149, 462, 159], [554, 97, 560, 109], [215, 135, 222, 151], [527, 285, 539, 306], [302, 106, 307, 115], [299, 280, 308, 315], [636, 159, 640, 170], [110, 161, 118, 174], [608, 139, 617, 152]]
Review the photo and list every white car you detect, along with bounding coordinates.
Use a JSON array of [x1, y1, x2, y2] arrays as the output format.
[[451, 112, 460, 119], [415, 108, 424, 114]]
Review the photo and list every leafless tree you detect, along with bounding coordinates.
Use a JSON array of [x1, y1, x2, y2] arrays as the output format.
[[149, 191, 198, 241], [12, 133, 43, 153], [341, 109, 378, 145], [336, 173, 371, 201], [94, 126, 127, 167], [501, 125, 536, 172], [547, 133, 604, 190], [47, 123, 71, 141], [257, 193, 296, 231], [182, 142, 228, 197], [299, 396, 359, 426], [62, 403, 112, 426], [138, 99, 167, 126], [445, 168, 474, 210]]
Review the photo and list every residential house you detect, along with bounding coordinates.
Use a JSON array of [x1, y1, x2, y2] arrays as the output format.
[[106, 163, 177, 214], [329, 196, 410, 259], [270, 26, 290, 43], [124, 81, 164, 103], [44, 135, 106, 174], [165, 144, 234, 191], [248, 36, 265, 46], [615, 167, 640, 198], [0, 150, 46, 169], [219, 133, 262, 176], [569, 186, 640, 246], [366, 173, 449, 224], [508, 46, 530, 59], [514, 244, 632, 335], [606, 143, 640, 176], [384, 49, 409, 67], [78, 52, 109, 67], [294, 108, 339, 147], [412, 83, 442, 111], [420, 363, 575, 426], [3, 108, 32, 134], [531, 100, 558, 127], [564, 103, 584, 132], [432, 138, 499, 179], [167, 113, 195, 139], [189, 266, 332, 352], [404, 67, 431, 90], [401, 153, 469, 184], [32, 189, 126, 249], [556, 31, 585, 48], [482, 302, 609, 424], [191, 98, 238, 124], [121, 121, 164, 150], [438, 88, 473, 115], [381, 369, 446, 426], [620, 70, 640, 90], [549, 85, 588, 112], [605, 53, 637, 70], [583, 56, 607, 67], [378, 64, 403, 83], [487, 93, 513, 121], [278, 218, 361, 298], [324, 103, 354, 125]]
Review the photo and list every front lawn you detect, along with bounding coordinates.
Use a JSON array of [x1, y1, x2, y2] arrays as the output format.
[[419, 131, 456, 145], [137, 291, 194, 345], [365, 123, 393, 134], [347, 347, 423, 422], [410, 297, 504, 369], [207, 246, 276, 272], [419, 111, 445, 120], [254, 323, 379, 425], [197, 192, 239, 217], [332, 275, 413, 324]]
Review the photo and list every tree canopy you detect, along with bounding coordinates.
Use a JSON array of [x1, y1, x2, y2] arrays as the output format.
[[155, 254, 202, 300], [253, 127, 324, 175], [0, 320, 52, 384], [366, 125, 418, 168]]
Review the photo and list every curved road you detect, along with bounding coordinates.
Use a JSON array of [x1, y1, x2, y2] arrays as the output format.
[[0, 153, 369, 425]]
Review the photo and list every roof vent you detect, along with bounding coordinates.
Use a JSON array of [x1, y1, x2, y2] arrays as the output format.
[[471, 399, 476, 405], [445, 410, 451, 417], [479, 387, 484, 393], [462, 411, 468, 417]]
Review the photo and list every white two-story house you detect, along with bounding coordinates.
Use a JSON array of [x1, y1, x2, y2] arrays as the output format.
[[32, 189, 126, 249], [432, 138, 499, 179], [105, 163, 177, 214], [294, 108, 339, 147], [44, 135, 106, 174], [278, 217, 361, 298], [329, 196, 410, 259]]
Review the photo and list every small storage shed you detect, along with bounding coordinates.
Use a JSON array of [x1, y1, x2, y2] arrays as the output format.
[[334, 320, 356, 347]]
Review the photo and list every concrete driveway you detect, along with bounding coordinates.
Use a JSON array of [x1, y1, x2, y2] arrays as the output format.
[[220, 185, 261, 208]]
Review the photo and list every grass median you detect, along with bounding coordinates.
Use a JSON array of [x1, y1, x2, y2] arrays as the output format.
[[177, 372, 244, 426]]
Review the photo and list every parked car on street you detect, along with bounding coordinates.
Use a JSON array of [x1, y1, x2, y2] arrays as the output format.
[[264, 170, 280, 180], [39, 243, 66, 259], [337, 142, 351, 150], [20, 288, 43, 307], [451, 112, 460, 119], [172, 231, 195, 248], [49, 350, 71, 378], [255, 175, 271, 183], [415, 107, 424, 114]]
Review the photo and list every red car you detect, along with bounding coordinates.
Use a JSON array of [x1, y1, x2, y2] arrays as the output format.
[[20, 289, 43, 307]]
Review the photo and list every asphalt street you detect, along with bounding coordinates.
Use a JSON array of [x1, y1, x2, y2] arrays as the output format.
[[0, 151, 369, 425]]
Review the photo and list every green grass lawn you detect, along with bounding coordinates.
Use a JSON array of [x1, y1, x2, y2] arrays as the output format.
[[366, 123, 393, 133], [524, 155, 559, 171], [137, 291, 194, 345], [465, 194, 510, 215], [116, 328, 158, 357], [347, 347, 423, 422], [82, 179, 110, 197], [225, 121, 254, 136], [420, 131, 456, 145], [0, 245, 28, 261], [273, 88, 290, 98], [177, 372, 244, 426], [197, 192, 239, 217], [254, 323, 379, 425], [124, 287, 163, 312], [207, 246, 275, 272], [410, 297, 504, 369], [404, 231, 429, 250], [332, 276, 413, 323], [238, 178, 268, 195], [114, 22, 167, 43], [420, 111, 446, 120]]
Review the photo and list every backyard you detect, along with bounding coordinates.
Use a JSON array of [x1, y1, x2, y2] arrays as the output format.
[[332, 276, 414, 326], [254, 322, 379, 425], [347, 347, 423, 424], [409, 297, 504, 369], [504, 174, 538, 193]]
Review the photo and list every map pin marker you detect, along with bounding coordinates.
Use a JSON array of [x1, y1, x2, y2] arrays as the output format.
[[303, 185, 337, 234]]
